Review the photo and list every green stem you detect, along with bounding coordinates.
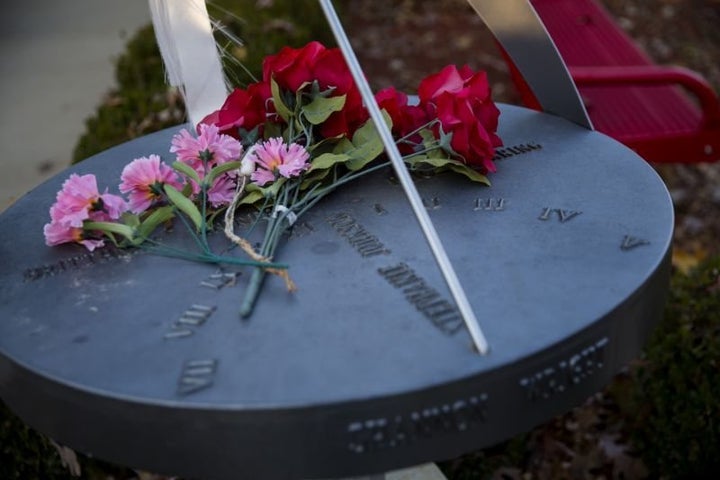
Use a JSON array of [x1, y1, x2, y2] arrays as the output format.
[[174, 206, 209, 254], [240, 267, 266, 317]]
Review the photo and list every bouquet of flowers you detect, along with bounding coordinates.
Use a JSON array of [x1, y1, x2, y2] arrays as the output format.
[[44, 41, 502, 316]]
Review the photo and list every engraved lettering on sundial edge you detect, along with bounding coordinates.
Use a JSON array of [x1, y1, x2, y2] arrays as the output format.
[[378, 263, 463, 335], [164, 304, 216, 340], [177, 359, 218, 396], [346, 393, 488, 454], [327, 212, 389, 257], [538, 208, 582, 223], [22, 248, 136, 282], [199, 270, 239, 290], [422, 196, 441, 210], [492, 142, 543, 161], [519, 337, 609, 402], [474, 198, 505, 211], [621, 235, 650, 251]]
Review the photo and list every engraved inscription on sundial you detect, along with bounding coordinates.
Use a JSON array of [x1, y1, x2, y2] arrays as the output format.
[[164, 304, 216, 340], [346, 391, 489, 454], [378, 263, 463, 335], [621, 235, 650, 251], [327, 212, 389, 257], [519, 337, 609, 402], [538, 207, 582, 223], [474, 197, 505, 211], [177, 359, 218, 396], [492, 141, 543, 161], [22, 247, 136, 282]]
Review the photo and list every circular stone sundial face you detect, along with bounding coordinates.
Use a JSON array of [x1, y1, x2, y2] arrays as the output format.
[[0, 105, 673, 479]]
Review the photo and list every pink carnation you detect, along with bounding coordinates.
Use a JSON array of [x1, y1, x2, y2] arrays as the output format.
[[206, 174, 237, 207], [119, 154, 183, 213], [43, 222, 105, 251], [44, 173, 126, 251], [170, 123, 243, 174], [49, 173, 126, 227], [249, 138, 310, 186], [169, 124, 244, 207]]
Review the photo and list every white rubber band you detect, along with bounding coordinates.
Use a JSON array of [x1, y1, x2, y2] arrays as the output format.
[[272, 205, 297, 226]]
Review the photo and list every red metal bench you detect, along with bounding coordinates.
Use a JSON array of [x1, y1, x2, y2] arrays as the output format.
[[505, 0, 720, 163]]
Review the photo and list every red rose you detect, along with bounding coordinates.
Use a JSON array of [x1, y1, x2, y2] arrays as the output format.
[[262, 42, 368, 138], [313, 48, 368, 138], [199, 82, 272, 138], [375, 87, 429, 153], [262, 41, 325, 92], [418, 65, 502, 171], [433, 91, 498, 173]]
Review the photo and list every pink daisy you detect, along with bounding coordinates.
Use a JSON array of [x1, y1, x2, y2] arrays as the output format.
[[170, 123, 243, 175], [49, 173, 126, 227], [249, 138, 310, 186], [119, 154, 183, 213]]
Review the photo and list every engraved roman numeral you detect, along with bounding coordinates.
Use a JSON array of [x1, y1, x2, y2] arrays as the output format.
[[200, 271, 239, 290], [177, 359, 218, 396], [474, 198, 505, 211], [538, 208, 582, 223], [164, 304, 216, 340], [621, 235, 650, 251]]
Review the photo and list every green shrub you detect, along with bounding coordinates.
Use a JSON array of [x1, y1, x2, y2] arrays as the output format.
[[72, 0, 336, 164], [0, 401, 72, 480], [631, 257, 720, 478]]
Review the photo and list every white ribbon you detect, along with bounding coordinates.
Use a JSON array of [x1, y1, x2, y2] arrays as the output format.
[[148, 0, 228, 126]]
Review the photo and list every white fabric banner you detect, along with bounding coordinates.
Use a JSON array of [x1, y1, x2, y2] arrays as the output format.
[[148, 0, 228, 127]]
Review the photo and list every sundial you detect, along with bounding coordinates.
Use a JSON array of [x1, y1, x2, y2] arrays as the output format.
[[0, 1, 673, 479]]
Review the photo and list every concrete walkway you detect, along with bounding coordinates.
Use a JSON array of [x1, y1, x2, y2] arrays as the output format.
[[0, 0, 150, 211]]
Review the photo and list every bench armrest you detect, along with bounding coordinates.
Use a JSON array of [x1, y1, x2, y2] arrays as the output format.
[[570, 65, 720, 127]]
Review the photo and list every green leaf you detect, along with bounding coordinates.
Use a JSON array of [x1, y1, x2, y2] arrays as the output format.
[[205, 161, 242, 187], [447, 164, 491, 185], [238, 189, 264, 206], [134, 205, 175, 243], [164, 184, 202, 230], [121, 212, 141, 229], [309, 152, 350, 172], [271, 77, 293, 122], [300, 167, 332, 190], [172, 161, 201, 184], [407, 155, 465, 170], [302, 94, 346, 125], [83, 221, 135, 242], [345, 112, 393, 171]]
